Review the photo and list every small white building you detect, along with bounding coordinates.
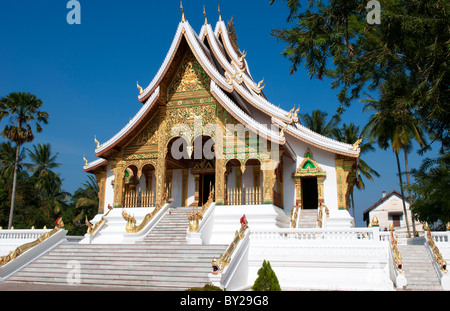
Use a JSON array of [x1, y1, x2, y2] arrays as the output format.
[[363, 190, 423, 235]]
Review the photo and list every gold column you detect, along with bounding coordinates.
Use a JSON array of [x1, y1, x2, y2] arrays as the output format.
[[317, 176, 325, 204], [215, 158, 225, 205], [262, 160, 276, 204], [294, 178, 302, 208], [112, 160, 125, 207], [335, 155, 356, 210]]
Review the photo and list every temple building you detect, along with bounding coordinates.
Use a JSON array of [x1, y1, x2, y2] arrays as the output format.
[[83, 6, 361, 230], [4, 5, 448, 292]]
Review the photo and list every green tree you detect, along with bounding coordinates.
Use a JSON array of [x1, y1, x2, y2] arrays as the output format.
[[362, 73, 427, 237], [71, 175, 99, 234], [270, 0, 449, 151], [0, 141, 25, 181], [0, 92, 49, 228], [299, 109, 340, 137], [406, 154, 450, 226], [25, 143, 61, 189], [252, 260, 281, 291]]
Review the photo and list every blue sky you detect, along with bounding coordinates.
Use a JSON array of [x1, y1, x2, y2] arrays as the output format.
[[0, 0, 437, 226]]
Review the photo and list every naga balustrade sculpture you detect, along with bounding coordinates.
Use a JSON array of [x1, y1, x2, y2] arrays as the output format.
[[0, 217, 65, 267]]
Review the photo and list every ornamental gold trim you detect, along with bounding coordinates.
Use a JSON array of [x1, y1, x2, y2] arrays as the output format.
[[0, 218, 64, 267], [212, 215, 248, 275]]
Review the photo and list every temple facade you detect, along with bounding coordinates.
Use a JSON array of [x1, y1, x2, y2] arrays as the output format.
[[83, 8, 361, 229]]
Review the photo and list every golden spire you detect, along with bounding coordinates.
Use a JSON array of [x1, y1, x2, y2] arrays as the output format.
[[203, 5, 208, 25], [218, 4, 222, 22], [180, 0, 186, 22], [137, 81, 143, 95]]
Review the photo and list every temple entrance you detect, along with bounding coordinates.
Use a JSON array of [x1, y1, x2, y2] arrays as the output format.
[[301, 177, 318, 209], [200, 174, 215, 206]]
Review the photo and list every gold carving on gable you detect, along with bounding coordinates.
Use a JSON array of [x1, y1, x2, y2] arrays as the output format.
[[169, 50, 210, 95]]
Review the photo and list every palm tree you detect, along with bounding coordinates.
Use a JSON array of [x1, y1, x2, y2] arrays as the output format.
[[25, 143, 61, 189], [333, 123, 380, 221], [0, 142, 26, 181], [299, 109, 341, 137], [362, 72, 426, 237], [72, 175, 99, 227], [0, 92, 49, 228], [36, 176, 71, 224]]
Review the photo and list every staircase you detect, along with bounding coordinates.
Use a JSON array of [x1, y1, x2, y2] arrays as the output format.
[[5, 207, 227, 290], [398, 244, 443, 291], [298, 209, 317, 228]]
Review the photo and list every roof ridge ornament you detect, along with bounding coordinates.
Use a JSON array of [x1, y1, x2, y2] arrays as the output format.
[[203, 5, 208, 25], [180, 0, 186, 22], [137, 81, 144, 95], [352, 137, 363, 151], [257, 77, 264, 88], [95, 135, 101, 149], [218, 4, 222, 22], [238, 50, 247, 62]]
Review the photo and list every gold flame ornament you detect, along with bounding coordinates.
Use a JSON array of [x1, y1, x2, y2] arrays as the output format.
[[95, 136, 101, 149], [257, 78, 264, 88], [137, 81, 144, 95], [83, 155, 88, 166]]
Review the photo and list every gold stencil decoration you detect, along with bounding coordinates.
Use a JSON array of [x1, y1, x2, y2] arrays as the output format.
[[169, 50, 210, 95]]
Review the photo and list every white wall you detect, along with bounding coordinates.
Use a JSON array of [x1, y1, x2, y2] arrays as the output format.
[[104, 165, 115, 212], [283, 155, 296, 216]]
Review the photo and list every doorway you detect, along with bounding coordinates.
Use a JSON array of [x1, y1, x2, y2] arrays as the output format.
[[301, 177, 318, 209], [200, 174, 215, 206]]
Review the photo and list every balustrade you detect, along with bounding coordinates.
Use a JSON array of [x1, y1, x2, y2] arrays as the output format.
[[123, 191, 156, 208], [226, 187, 261, 205]]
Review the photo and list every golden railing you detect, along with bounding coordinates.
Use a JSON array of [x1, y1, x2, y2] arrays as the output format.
[[226, 187, 261, 205], [122, 194, 167, 234], [389, 223, 403, 272], [123, 191, 156, 208], [0, 218, 64, 267], [424, 222, 447, 272], [85, 204, 113, 235], [212, 215, 248, 275], [188, 190, 215, 233]]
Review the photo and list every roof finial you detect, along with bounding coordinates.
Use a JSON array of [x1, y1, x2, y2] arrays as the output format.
[[218, 4, 222, 22], [180, 0, 186, 22], [137, 81, 143, 95], [203, 5, 208, 25], [95, 136, 101, 149]]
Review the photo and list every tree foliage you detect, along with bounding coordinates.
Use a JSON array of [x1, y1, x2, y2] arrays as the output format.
[[252, 260, 281, 291], [270, 0, 449, 150], [407, 154, 450, 226]]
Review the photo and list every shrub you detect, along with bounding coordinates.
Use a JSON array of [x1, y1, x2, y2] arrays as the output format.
[[252, 260, 281, 291]]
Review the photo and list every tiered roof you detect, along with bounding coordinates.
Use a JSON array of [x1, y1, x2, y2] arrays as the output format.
[[84, 8, 359, 172]]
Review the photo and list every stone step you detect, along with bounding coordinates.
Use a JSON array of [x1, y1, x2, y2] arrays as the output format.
[[6, 206, 227, 290], [397, 244, 443, 290]]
